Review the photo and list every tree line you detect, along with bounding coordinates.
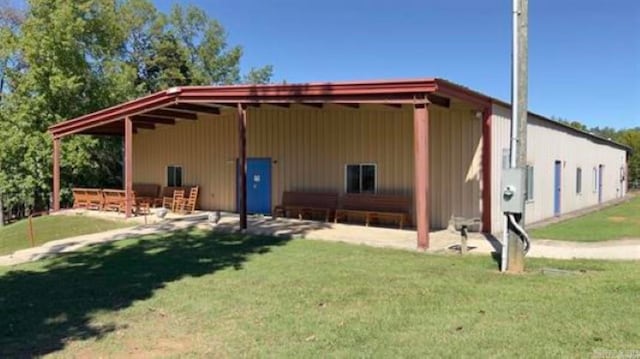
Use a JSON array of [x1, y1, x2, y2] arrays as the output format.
[[553, 118, 640, 189], [0, 0, 273, 224]]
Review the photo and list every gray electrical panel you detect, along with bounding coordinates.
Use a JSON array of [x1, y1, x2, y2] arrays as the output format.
[[501, 168, 526, 214]]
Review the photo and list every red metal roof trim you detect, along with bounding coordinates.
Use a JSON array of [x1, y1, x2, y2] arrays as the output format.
[[49, 79, 440, 138], [45, 77, 634, 153]]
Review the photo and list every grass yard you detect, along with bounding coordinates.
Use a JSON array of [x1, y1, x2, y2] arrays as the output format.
[[0, 229, 638, 358], [0, 215, 131, 256], [530, 194, 640, 242]]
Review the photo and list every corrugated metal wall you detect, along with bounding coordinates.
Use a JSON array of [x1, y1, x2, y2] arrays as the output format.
[[133, 104, 482, 229], [491, 103, 628, 231], [429, 106, 483, 226]]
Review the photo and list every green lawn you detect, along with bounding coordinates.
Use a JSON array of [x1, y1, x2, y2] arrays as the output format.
[[0, 229, 638, 357], [0, 215, 131, 256], [530, 195, 640, 242]]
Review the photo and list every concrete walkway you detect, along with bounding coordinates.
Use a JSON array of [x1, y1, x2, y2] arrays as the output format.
[[0, 215, 206, 266], [1, 212, 639, 266]]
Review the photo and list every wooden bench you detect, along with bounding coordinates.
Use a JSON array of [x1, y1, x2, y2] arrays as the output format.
[[72, 188, 103, 210], [103, 189, 151, 215], [102, 189, 126, 212], [273, 191, 339, 222], [334, 194, 411, 229], [133, 183, 160, 207]]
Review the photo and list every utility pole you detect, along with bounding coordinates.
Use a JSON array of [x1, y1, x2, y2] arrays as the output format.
[[503, 0, 529, 273]]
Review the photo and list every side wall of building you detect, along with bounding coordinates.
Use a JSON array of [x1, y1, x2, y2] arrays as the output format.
[[132, 104, 482, 229], [490, 103, 628, 231]]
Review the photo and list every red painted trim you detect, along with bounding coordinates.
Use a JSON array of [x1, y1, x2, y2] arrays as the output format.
[[50, 96, 178, 137], [47, 78, 632, 153], [434, 79, 492, 108], [124, 116, 133, 218], [481, 105, 493, 233], [237, 104, 248, 230], [48, 79, 438, 138], [52, 138, 60, 211], [414, 103, 430, 250]]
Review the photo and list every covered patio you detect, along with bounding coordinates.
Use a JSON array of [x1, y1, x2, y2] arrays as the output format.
[[48, 78, 494, 250]]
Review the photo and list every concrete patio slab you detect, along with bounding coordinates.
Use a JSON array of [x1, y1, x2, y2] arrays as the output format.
[[2, 211, 639, 266]]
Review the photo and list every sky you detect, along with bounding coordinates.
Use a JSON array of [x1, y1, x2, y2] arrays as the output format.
[[150, 0, 639, 129]]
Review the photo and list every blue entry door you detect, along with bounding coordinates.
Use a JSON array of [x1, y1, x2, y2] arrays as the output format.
[[245, 158, 272, 214], [598, 165, 604, 203], [554, 161, 562, 216]]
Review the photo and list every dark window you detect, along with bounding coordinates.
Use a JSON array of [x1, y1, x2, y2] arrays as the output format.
[[526, 165, 534, 201], [576, 167, 582, 194], [346, 164, 376, 193], [167, 166, 183, 187]]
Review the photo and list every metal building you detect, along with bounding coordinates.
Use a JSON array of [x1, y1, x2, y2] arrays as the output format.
[[48, 78, 631, 249]]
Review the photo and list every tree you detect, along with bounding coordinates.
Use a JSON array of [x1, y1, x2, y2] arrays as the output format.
[[617, 128, 640, 189], [0, 0, 273, 220], [0, 1, 25, 225]]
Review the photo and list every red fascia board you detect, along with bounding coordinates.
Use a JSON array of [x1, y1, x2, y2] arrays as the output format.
[[177, 79, 438, 97], [48, 79, 439, 138], [50, 95, 177, 138], [49, 90, 174, 131], [433, 79, 492, 108]]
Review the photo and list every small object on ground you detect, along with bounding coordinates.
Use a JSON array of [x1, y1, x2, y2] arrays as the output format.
[[450, 217, 482, 255], [541, 267, 585, 276], [156, 208, 168, 219]]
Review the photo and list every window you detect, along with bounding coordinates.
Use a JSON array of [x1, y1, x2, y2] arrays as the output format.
[[593, 167, 598, 192], [502, 148, 510, 169], [167, 165, 183, 187], [525, 165, 534, 201], [576, 167, 582, 194], [346, 164, 376, 193]]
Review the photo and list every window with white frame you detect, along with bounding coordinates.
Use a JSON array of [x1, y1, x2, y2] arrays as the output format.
[[525, 165, 534, 201], [502, 148, 510, 169], [576, 167, 582, 194], [346, 164, 376, 193], [167, 165, 183, 187]]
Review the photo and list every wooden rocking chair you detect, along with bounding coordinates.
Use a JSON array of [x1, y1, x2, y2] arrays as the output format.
[[175, 186, 199, 214], [163, 189, 185, 212]]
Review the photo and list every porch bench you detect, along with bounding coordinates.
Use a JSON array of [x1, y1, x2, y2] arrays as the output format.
[[334, 194, 411, 229], [102, 189, 126, 212], [273, 191, 339, 222], [133, 183, 160, 207], [72, 188, 104, 210], [103, 189, 151, 215]]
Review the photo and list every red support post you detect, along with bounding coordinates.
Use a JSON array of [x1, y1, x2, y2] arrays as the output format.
[[124, 116, 133, 218], [481, 105, 493, 233], [414, 102, 430, 250], [52, 137, 61, 211], [237, 103, 248, 230]]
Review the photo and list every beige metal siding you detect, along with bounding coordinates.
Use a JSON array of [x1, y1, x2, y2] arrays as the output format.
[[133, 104, 482, 229], [430, 106, 483, 227], [491, 103, 628, 231]]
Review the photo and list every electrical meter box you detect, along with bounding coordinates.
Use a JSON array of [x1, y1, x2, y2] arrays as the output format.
[[501, 168, 526, 214]]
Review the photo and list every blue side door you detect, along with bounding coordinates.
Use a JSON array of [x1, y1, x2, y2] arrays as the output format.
[[246, 158, 272, 215], [598, 165, 604, 203], [554, 161, 562, 216]]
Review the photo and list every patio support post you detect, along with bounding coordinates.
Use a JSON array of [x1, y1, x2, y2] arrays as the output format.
[[124, 116, 133, 218], [414, 100, 430, 250], [52, 137, 61, 211], [481, 105, 493, 233], [237, 103, 248, 230]]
